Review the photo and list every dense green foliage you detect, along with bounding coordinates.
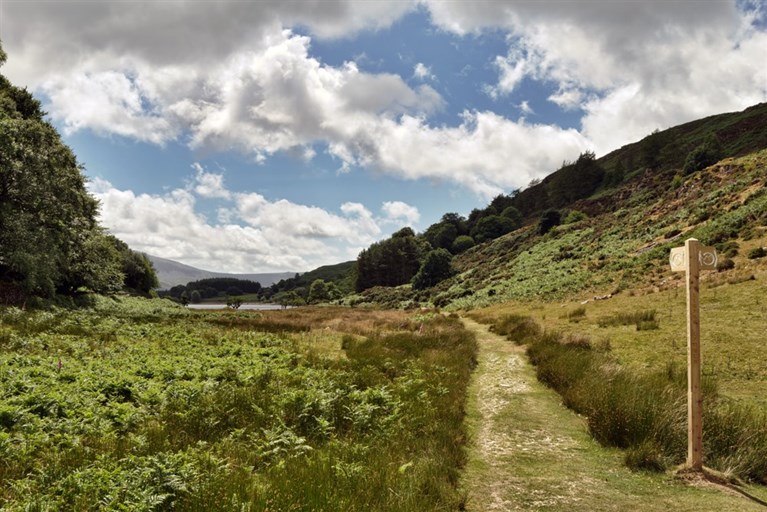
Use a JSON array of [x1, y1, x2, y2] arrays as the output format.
[[110, 237, 159, 294], [0, 44, 157, 301], [355, 228, 426, 291], [307, 278, 342, 303], [412, 249, 453, 290], [683, 134, 724, 175], [451, 235, 475, 254], [0, 298, 477, 510], [166, 277, 263, 300], [268, 261, 356, 299]]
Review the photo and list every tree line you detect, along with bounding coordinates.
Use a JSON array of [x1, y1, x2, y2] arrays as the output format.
[[353, 151, 608, 293], [0, 43, 158, 304]]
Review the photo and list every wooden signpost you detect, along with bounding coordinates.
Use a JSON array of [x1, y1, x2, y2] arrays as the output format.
[[669, 238, 717, 470]]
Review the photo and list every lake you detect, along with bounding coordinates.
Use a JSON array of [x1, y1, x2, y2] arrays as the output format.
[[187, 303, 288, 310]]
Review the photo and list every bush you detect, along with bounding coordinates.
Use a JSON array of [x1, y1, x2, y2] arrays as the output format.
[[683, 134, 723, 175], [747, 247, 766, 259], [564, 210, 588, 224], [488, 314, 542, 344], [597, 310, 658, 329], [451, 235, 475, 254], [538, 209, 561, 235], [470, 215, 517, 243], [717, 258, 735, 272], [625, 440, 668, 472]]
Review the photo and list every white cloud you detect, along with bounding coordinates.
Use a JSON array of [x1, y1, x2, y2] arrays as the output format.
[[25, 23, 585, 197], [381, 201, 420, 226], [4, 0, 765, 203], [413, 62, 435, 81], [425, 0, 767, 153], [327, 111, 592, 197], [87, 177, 385, 273], [2, 1, 415, 87], [487, 46, 534, 98], [191, 163, 231, 200], [42, 70, 177, 144], [518, 101, 534, 116]]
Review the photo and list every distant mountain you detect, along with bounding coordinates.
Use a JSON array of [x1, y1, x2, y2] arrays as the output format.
[[147, 254, 296, 289]]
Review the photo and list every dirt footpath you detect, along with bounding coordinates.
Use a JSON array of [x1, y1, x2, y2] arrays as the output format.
[[458, 317, 765, 512]]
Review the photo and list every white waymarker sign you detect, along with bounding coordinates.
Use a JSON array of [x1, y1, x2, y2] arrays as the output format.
[[669, 238, 717, 471]]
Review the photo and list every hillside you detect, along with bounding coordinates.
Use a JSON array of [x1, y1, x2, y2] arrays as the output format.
[[349, 103, 767, 309], [269, 261, 356, 296], [147, 254, 295, 289]]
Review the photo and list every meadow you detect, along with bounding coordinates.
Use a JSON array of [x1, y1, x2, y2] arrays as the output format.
[[0, 297, 477, 511]]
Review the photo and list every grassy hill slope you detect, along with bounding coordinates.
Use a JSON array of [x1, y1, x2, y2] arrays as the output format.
[[350, 103, 767, 310]]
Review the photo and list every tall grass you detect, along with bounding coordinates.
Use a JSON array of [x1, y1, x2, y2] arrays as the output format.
[[487, 315, 767, 483], [0, 300, 477, 510], [597, 309, 659, 330]]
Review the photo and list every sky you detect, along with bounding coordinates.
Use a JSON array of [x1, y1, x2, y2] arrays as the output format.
[[1, 1, 765, 273]]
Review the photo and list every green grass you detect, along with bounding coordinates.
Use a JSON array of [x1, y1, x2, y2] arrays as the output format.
[[441, 149, 767, 311], [474, 313, 767, 485], [460, 318, 767, 511], [0, 297, 477, 511]]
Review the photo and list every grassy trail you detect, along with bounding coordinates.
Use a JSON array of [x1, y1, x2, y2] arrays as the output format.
[[459, 317, 765, 511]]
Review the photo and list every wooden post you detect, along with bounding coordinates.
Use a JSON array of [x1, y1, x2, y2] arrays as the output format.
[[685, 239, 703, 470], [670, 238, 716, 471]]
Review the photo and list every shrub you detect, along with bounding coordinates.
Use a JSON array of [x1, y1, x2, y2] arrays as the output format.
[[564, 306, 586, 322], [451, 235, 475, 254], [489, 314, 542, 344], [683, 134, 723, 175], [670, 174, 683, 190], [717, 258, 735, 272], [747, 247, 766, 259], [597, 310, 658, 329], [538, 209, 561, 235], [625, 440, 668, 472], [564, 210, 588, 224]]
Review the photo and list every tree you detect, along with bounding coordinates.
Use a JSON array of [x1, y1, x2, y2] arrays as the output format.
[[60, 229, 124, 294], [109, 237, 159, 293], [641, 129, 668, 169], [489, 194, 516, 214], [452, 235, 475, 254], [423, 222, 458, 252], [0, 42, 132, 299], [500, 206, 522, 227], [412, 249, 453, 290], [546, 152, 605, 208], [355, 228, 426, 292], [274, 291, 305, 308], [190, 290, 202, 304], [683, 134, 723, 175], [440, 212, 468, 235], [538, 209, 561, 235], [226, 286, 243, 297], [308, 279, 331, 304], [470, 215, 516, 243]]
